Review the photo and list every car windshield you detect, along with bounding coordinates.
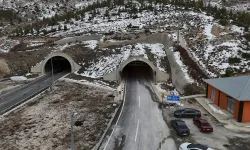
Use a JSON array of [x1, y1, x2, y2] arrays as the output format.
[[201, 122, 211, 126], [187, 144, 208, 150], [178, 122, 187, 129]]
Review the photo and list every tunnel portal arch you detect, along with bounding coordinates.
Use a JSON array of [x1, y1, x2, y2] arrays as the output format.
[[119, 57, 156, 82], [44, 56, 71, 73], [31, 52, 81, 75], [103, 56, 168, 83], [120, 57, 156, 74], [42, 53, 74, 74]]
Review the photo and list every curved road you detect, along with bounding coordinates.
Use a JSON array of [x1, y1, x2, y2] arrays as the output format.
[[100, 75, 176, 150], [0, 72, 67, 114]]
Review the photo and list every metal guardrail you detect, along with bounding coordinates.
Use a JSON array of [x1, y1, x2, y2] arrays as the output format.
[[93, 101, 123, 150], [93, 81, 126, 150], [0, 85, 50, 115], [0, 74, 50, 97]]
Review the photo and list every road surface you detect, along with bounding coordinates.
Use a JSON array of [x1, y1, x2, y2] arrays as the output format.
[[0, 72, 67, 114], [100, 75, 176, 150]]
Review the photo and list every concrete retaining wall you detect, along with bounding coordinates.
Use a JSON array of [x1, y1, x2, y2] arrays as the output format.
[[31, 52, 81, 75], [103, 56, 169, 84]]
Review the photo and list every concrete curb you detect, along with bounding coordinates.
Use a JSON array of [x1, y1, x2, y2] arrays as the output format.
[[93, 101, 123, 150], [150, 82, 164, 104]]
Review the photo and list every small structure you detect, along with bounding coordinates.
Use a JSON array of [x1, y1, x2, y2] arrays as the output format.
[[204, 76, 250, 123]]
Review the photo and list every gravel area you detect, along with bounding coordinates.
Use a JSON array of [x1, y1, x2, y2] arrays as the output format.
[[162, 99, 250, 150], [0, 81, 117, 150]]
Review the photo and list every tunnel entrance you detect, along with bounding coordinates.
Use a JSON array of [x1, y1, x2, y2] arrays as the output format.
[[44, 56, 71, 73], [122, 61, 154, 81]]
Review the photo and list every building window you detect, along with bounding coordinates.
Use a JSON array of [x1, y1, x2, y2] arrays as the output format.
[[211, 88, 215, 101], [227, 97, 235, 113]]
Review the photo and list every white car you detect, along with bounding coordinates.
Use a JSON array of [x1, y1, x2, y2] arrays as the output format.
[[179, 142, 214, 150]]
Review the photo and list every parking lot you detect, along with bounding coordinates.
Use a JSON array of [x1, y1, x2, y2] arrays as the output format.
[[162, 98, 250, 150]]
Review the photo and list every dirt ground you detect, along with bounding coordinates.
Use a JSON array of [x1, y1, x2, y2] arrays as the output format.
[[0, 81, 117, 150], [162, 99, 250, 150], [0, 45, 52, 77]]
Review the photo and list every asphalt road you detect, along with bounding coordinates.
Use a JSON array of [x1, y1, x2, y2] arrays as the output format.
[[100, 75, 176, 150], [0, 72, 67, 114], [54, 35, 102, 45]]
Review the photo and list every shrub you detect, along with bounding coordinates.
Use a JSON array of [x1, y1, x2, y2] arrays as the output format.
[[183, 84, 201, 95], [228, 57, 241, 64], [222, 67, 234, 77], [241, 52, 250, 59]]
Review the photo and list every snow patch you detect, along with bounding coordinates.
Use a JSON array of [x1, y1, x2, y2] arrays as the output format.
[[174, 51, 194, 83], [10, 76, 27, 81], [60, 78, 115, 91], [208, 104, 228, 117], [78, 43, 166, 78], [83, 40, 99, 49], [204, 23, 215, 39]]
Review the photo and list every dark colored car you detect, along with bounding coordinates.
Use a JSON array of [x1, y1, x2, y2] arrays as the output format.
[[171, 119, 190, 136], [193, 117, 213, 132], [174, 108, 201, 118], [179, 142, 214, 150]]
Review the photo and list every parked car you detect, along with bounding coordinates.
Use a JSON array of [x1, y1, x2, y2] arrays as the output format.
[[174, 108, 201, 118], [179, 142, 214, 150], [193, 117, 213, 132], [171, 119, 190, 136]]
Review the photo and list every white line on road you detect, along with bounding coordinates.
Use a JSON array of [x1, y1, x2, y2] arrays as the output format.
[[44, 78, 51, 83], [21, 89, 30, 95], [103, 80, 127, 150], [135, 119, 140, 142], [139, 96, 140, 108]]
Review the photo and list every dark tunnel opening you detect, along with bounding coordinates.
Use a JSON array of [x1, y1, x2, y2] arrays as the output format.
[[44, 56, 71, 73], [122, 61, 154, 81]]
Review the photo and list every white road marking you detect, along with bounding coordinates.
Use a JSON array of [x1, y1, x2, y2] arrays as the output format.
[[0, 100, 8, 107], [44, 78, 51, 82], [103, 80, 127, 150], [21, 89, 30, 95], [139, 96, 140, 108], [135, 119, 140, 142]]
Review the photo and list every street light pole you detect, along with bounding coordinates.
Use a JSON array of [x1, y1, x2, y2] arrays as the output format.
[[70, 111, 75, 150], [50, 57, 54, 90]]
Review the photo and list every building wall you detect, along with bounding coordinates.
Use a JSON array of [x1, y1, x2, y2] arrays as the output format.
[[234, 100, 240, 121], [219, 91, 228, 110], [207, 84, 250, 122], [207, 84, 219, 105], [243, 102, 250, 122], [207, 84, 211, 99]]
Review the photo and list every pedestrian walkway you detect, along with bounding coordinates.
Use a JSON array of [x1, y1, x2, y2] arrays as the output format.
[[181, 94, 206, 100], [195, 97, 250, 132]]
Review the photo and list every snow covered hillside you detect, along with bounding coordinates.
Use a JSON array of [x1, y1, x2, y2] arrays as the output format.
[[38, 4, 248, 77], [36, 5, 175, 37], [0, 0, 104, 20], [204, 0, 250, 12], [0, 36, 19, 53], [76, 43, 166, 78], [178, 10, 250, 77]]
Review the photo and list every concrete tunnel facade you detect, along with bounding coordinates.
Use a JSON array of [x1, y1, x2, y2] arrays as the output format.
[[103, 56, 169, 83], [31, 52, 81, 75]]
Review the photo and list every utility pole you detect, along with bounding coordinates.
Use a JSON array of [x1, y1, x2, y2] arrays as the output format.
[[50, 57, 54, 90], [70, 111, 75, 150]]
